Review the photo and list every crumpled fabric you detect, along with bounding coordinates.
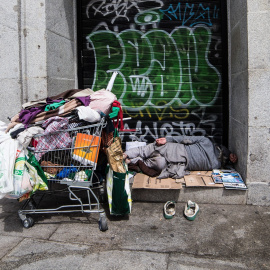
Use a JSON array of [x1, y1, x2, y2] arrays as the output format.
[[45, 100, 66, 111], [89, 89, 117, 115], [10, 128, 26, 139], [19, 107, 45, 126], [9, 123, 25, 131], [22, 88, 93, 109], [76, 96, 91, 106], [125, 142, 188, 179], [111, 101, 124, 130], [17, 126, 44, 148], [166, 136, 221, 171], [40, 161, 62, 175], [55, 166, 78, 179], [35, 116, 72, 161]]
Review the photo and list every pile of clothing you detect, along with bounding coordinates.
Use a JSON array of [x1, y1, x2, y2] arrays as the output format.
[[0, 88, 123, 201]]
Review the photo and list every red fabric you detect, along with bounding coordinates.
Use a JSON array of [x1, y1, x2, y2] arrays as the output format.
[[31, 138, 38, 147], [112, 101, 124, 131]]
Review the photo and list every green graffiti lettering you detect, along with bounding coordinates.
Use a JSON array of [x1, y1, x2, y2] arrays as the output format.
[[118, 30, 152, 109], [144, 30, 181, 108], [87, 31, 125, 91], [87, 26, 221, 110], [171, 27, 195, 105], [191, 27, 220, 104]]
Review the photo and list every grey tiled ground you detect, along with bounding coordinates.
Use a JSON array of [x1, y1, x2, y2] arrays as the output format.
[[0, 195, 270, 270]]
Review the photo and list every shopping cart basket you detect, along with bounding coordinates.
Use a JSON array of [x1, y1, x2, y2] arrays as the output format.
[[18, 117, 108, 231]]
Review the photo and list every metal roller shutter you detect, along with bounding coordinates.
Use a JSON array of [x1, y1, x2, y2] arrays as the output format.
[[77, 0, 228, 145]]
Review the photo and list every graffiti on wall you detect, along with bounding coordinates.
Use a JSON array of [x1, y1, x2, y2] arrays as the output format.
[[84, 0, 224, 143], [159, 3, 219, 26]]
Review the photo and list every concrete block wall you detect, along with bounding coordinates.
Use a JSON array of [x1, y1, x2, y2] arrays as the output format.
[[0, 1, 24, 121], [246, 0, 270, 205], [228, 0, 249, 182], [0, 0, 76, 122], [132, 187, 247, 205], [20, 0, 48, 105], [229, 0, 270, 205], [46, 0, 76, 96]]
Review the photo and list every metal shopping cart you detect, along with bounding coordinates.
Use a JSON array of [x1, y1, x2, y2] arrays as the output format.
[[18, 117, 108, 231]]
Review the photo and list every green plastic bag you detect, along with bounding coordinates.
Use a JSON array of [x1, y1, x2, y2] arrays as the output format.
[[106, 164, 132, 216], [27, 151, 48, 186]]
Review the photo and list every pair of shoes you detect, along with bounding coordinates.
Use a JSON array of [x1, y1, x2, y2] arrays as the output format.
[[163, 201, 176, 219], [184, 200, 199, 221]]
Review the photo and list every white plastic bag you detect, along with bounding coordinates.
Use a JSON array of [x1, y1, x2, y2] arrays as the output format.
[[0, 120, 7, 132], [0, 120, 11, 143], [0, 138, 18, 195], [6, 149, 32, 199], [76, 106, 101, 123]]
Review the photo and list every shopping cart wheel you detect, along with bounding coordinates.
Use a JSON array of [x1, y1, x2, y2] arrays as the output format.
[[98, 214, 108, 231], [22, 216, 34, 228]]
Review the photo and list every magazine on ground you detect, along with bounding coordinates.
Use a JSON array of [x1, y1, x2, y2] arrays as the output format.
[[223, 182, 248, 190], [211, 169, 248, 190]]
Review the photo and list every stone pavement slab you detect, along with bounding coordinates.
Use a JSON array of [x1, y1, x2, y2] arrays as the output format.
[[3, 250, 168, 270], [0, 196, 270, 269], [168, 254, 250, 270], [0, 236, 23, 260]]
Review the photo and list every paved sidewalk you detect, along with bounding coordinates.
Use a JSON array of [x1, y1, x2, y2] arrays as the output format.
[[0, 196, 270, 270]]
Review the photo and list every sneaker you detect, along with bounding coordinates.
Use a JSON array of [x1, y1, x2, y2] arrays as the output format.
[[163, 201, 176, 219], [184, 200, 199, 221]]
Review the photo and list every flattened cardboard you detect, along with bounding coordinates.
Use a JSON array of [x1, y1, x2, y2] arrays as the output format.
[[189, 171, 212, 176], [184, 175, 223, 188], [175, 178, 185, 184], [203, 176, 223, 187], [132, 173, 182, 190], [184, 175, 205, 187]]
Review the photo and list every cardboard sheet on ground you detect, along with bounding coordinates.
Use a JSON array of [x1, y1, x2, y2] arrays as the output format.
[[184, 172, 223, 188], [189, 171, 213, 176], [132, 173, 182, 190]]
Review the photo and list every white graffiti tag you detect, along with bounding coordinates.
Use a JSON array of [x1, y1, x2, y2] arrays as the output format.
[[86, 0, 164, 24]]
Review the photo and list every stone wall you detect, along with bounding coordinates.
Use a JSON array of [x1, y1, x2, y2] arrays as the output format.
[[0, 0, 76, 121], [246, 0, 270, 205], [228, 0, 270, 205], [0, 1, 24, 121], [228, 0, 249, 181], [45, 0, 76, 96]]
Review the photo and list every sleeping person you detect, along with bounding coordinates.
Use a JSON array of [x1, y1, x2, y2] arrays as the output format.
[[123, 136, 237, 179]]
